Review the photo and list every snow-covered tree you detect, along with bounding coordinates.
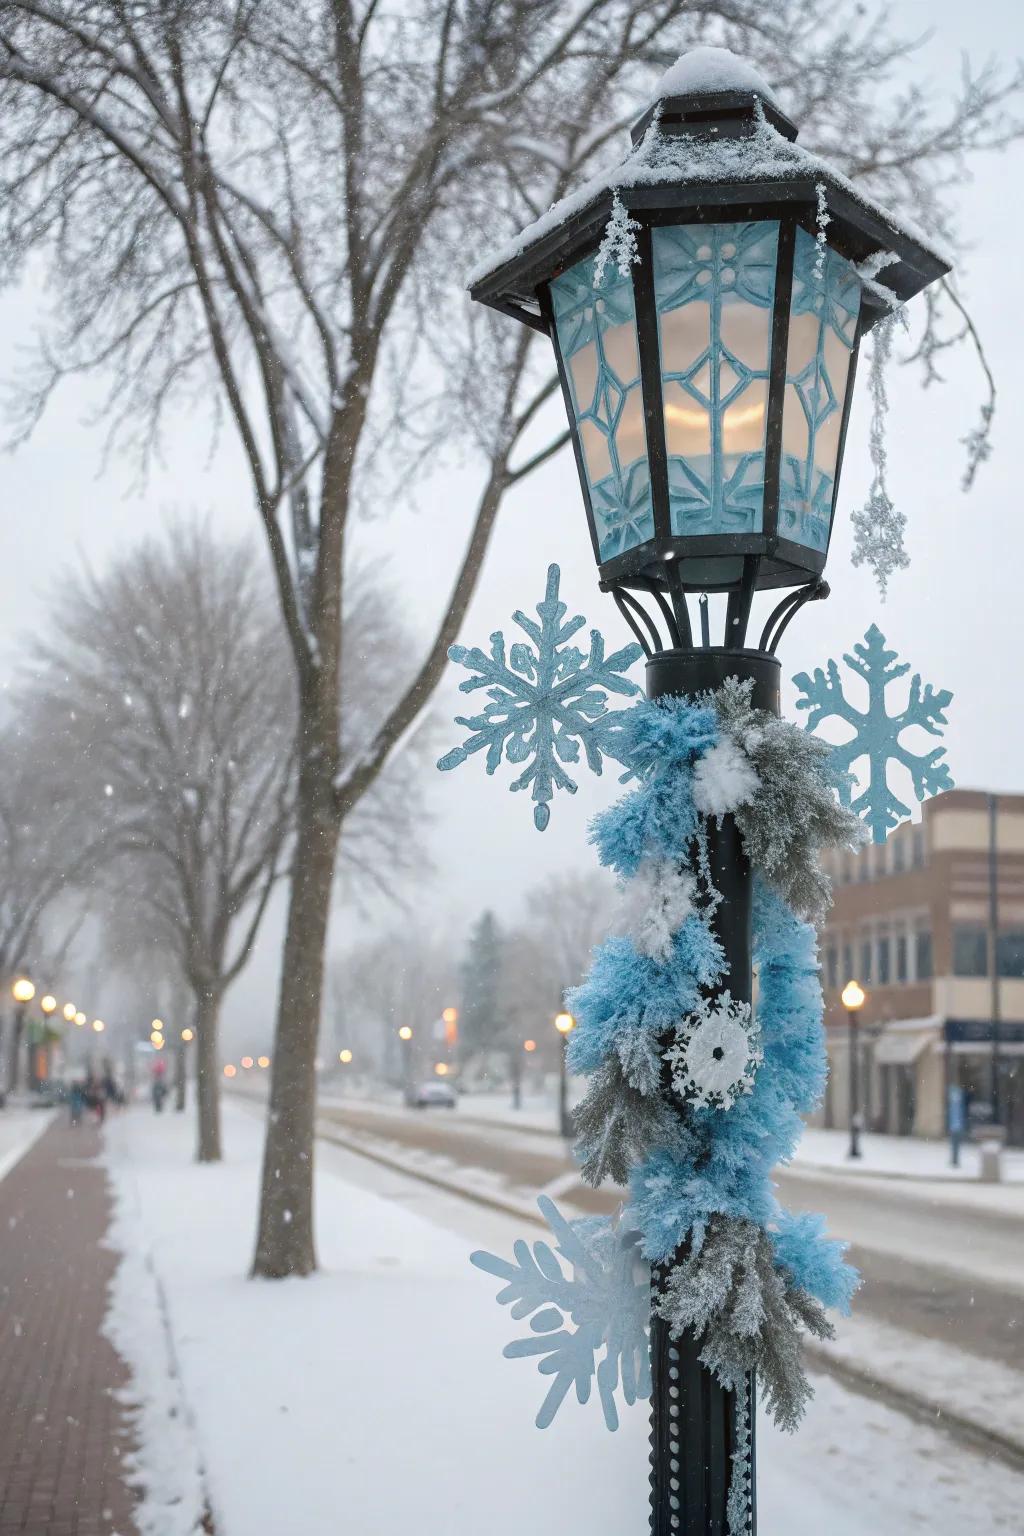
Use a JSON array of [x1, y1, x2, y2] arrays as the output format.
[[0, 0, 1018, 1273]]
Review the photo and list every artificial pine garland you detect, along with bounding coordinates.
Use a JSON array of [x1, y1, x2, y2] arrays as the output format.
[[567, 682, 862, 1442]]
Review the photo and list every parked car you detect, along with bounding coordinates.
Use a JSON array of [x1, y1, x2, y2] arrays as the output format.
[[409, 1080, 458, 1109]]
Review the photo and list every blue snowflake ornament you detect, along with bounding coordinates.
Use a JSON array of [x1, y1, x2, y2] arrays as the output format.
[[794, 625, 953, 843], [470, 1196, 651, 1431], [438, 565, 643, 829]]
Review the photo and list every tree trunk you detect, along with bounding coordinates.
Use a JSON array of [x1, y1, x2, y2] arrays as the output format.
[[175, 1040, 187, 1113], [195, 984, 223, 1163], [251, 752, 341, 1278], [7, 1011, 24, 1095]]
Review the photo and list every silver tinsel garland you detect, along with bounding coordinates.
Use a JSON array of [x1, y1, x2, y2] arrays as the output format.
[[713, 678, 865, 921], [573, 1056, 677, 1187], [654, 1215, 835, 1434]]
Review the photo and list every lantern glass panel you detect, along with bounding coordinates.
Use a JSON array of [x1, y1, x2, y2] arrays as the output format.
[[652, 221, 779, 539], [551, 255, 654, 561], [779, 227, 861, 552]]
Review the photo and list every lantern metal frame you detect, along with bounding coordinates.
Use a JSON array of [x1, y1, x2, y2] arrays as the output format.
[[470, 87, 950, 650]]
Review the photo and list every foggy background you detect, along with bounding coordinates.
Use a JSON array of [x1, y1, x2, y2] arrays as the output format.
[[0, 0, 1019, 1054]]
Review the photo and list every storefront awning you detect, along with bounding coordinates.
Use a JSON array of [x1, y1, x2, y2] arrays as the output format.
[[874, 1032, 934, 1066]]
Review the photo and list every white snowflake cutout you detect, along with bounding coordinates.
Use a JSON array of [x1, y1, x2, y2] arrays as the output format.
[[663, 993, 762, 1110]]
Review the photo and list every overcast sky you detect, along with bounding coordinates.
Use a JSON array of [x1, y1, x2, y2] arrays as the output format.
[[1, 0, 1021, 1051]]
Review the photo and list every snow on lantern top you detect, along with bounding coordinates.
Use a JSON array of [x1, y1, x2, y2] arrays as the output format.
[[469, 49, 950, 606]]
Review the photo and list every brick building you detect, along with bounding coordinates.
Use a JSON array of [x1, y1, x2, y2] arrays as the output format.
[[815, 789, 1024, 1145]]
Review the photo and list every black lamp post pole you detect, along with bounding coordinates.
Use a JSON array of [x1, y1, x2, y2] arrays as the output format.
[[645, 646, 779, 1536], [558, 1033, 571, 1139], [847, 1007, 862, 1159]]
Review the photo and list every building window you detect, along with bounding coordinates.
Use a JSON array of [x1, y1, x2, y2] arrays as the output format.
[[874, 843, 888, 879], [877, 933, 891, 985], [997, 931, 1024, 979], [857, 856, 869, 883], [860, 939, 873, 983], [825, 946, 838, 989], [842, 944, 854, 985], [953, 927, 988, 977], [896, 934, 908, 983], [893, 838, 906, 873], [912, 826, 925, 869], [915, 929, 933, 980], [840, 853, 852, 885]]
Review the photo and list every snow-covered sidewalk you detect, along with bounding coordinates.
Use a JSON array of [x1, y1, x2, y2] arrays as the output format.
[[103, 1101, 1024, 1536], [0, 1102, 54, 1182]]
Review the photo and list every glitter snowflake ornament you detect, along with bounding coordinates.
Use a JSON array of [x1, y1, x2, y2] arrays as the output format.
[[438, 565, 642, 829], [470, 1195, 652, 1430], [664, 993, 762, 1110], [793, 624, 953, 844]]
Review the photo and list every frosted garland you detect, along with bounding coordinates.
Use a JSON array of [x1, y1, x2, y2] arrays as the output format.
[[474, 683, 861, 1486]]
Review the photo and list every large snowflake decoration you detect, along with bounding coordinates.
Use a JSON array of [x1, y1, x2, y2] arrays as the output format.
[[438, 565, 642, 829], [793, 625, 953, 844], [470, 1195, 651, 1430], [664, 993, 762, 1111]]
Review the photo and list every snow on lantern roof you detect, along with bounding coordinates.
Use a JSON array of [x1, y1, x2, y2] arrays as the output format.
[[645, 45, 779, 109], [467, 49, 951, 312]]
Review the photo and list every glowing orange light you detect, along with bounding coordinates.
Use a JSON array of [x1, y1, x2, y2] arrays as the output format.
[[223, 1064, 237, 1078], [257, 1055, 270, 1068], [241, 1056, 254, 1069], [523, 1039, 537, 1053], [434, 1062, 449, 1076]]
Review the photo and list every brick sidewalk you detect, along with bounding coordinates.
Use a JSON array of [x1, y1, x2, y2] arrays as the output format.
[[0, 1115, 138, 1536]]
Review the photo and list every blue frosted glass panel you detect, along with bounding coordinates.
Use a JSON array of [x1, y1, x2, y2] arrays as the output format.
[[779, 227, 861, 552], [652, 221, 779, 538], [551, 256, 654, 562]]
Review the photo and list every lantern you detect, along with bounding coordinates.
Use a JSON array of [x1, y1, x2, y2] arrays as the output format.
[[469, 48, 948, 648]]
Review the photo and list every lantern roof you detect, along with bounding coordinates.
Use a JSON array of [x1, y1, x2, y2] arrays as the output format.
[[469, 47, 950, 329]]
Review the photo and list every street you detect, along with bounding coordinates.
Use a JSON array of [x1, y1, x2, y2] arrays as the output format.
[[296, 1091, 1024, 1446]]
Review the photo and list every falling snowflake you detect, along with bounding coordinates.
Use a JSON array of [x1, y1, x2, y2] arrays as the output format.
[[438, 565, 642, 829], [470, 1195, 651, 1430], [664, 993, 762, 1111], [793, 625, 953, 844]]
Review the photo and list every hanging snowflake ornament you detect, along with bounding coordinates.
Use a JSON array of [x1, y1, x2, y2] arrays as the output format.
[[793, 624, 953, 844], [664, 993, 762, 1110], [438, 565, 642, 829], [470, 1195, 652, 1431]]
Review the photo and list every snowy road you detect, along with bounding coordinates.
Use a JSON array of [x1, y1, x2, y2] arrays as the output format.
[[306, 1095, 1024, 1351], [107, 1100, 1024, 1536]]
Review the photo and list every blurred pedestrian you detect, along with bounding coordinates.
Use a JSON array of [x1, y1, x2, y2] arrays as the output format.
[[102, 1059, 122, 1111], [69, 1077, 86, 1127], [151, 1056, 168, 1114], [85, 1069, 106, 1125]]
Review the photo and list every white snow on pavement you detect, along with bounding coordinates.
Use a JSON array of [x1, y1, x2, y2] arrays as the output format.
[[0, 1104, 54, 1183], [103, 1101, 1024, 1536]]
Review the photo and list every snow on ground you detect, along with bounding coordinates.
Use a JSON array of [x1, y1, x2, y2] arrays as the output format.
[[794, 1124, 1024, 1185], [0, 1102, 54, 1182], [103, 1100, 1024, 1536]]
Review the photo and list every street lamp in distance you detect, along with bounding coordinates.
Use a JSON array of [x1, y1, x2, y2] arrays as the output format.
[[841, 980, 866, 1159], [339, 1048, 353, 1065], [63, 1003, 77, 1022], [12, 978, 34, 1005], [92, 1019, 105, 1034], [40, 995, 56, 1017], [554, 1012, 577, 1138], [398, 1025, 413, 1041], [74, 1011, 86, 1027]]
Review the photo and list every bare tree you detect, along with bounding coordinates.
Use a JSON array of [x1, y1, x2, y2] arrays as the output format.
[[0, 1, 1018, 1272], [18, 523, 295, 1158]]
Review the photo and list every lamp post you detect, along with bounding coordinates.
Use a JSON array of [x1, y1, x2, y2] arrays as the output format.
[[37, 994, 57, 1089], [398, 1025, 414, 1104], [468, 48, 947, 1536], [841, 980, 866, 1159], [8, 977, 35, 1094], [554, 1011, 576, 1138]]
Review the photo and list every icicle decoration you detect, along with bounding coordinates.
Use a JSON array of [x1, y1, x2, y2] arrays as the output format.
[[593, 192, 641, 287], [850, 310, 908, 599], [813, 181, 831, 281]]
